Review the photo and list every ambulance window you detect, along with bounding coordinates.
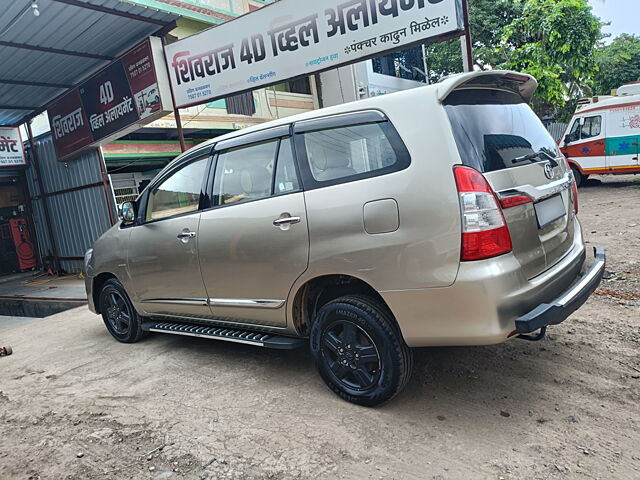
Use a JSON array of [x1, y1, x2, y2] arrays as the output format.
[[581, 116, 601, 139], [567, 120, 581, 142]]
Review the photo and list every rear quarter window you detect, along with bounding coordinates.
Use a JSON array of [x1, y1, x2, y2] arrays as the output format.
[[294, 118, 410, 188]]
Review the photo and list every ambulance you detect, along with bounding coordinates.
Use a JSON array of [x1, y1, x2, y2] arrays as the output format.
[[560, 81, 640, 186]]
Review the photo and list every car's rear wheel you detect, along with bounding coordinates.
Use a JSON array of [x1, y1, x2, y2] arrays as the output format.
[[310, 295, 413, 406], [99, 279, 146, 343]]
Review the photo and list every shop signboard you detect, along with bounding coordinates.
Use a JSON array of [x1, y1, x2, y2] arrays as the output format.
[[48, 37, 172, 161], [165, 0, 464, 108], [0, 127, 26, 167]]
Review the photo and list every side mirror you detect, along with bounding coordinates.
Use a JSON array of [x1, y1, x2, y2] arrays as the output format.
[[119, 201, 136, 224]]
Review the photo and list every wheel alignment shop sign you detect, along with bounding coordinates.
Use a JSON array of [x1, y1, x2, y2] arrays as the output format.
[[47, 37, 172, 161], [165, 0, 464, 108]]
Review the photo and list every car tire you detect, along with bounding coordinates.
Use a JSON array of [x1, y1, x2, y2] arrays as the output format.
[[571, 165, 585, 187], [98, 279, 146, 343], [310, 295, 413, 407]]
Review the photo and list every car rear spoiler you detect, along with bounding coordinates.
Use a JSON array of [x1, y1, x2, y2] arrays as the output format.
[[437, 70, 538, 104]]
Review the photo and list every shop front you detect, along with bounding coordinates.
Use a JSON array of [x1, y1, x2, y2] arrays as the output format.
[[0, 128, 37, 275], [0, 169, 37, 275]]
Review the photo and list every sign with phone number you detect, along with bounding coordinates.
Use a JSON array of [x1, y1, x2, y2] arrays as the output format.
[[47, 37, 171, 160]]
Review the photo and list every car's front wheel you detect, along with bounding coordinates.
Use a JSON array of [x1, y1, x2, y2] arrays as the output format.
[[310, 295, 413, 406], [98, 279, 146, 343]]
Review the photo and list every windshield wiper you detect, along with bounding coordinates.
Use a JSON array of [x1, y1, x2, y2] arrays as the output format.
[[512, 149, 559, 167]]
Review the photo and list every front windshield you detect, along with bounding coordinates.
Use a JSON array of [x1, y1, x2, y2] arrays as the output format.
[[445, 89, 558, 173]]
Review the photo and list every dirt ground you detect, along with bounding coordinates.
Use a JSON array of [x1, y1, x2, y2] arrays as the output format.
[[1, 175, 639, 480]]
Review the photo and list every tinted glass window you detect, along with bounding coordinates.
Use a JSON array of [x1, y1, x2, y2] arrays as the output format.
[[445, 89, 559, 173], [213, 140, 278, 206], [301, 123, 399, 182], [146, 157, 208, 221], [581, 116, 601, 139], [274, 139, 300, 194]]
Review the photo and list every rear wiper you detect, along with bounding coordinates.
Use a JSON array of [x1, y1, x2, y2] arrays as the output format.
[[512, 149, 559, 167]]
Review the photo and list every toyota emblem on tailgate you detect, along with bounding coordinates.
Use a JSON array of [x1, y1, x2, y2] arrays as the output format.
[[544, 163, 554, 179]]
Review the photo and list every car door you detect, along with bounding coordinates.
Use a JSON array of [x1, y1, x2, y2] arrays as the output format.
[[198, 131, 309, 328], [127, 152, 211, 318], [563, 114, 606, 173]]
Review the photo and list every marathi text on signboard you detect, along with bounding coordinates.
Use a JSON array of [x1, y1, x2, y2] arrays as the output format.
[[0, 128, 27, 167], [165, 0, 464, 108], [48, 37, 172, 161]]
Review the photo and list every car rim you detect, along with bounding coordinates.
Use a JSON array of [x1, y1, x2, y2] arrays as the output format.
[[322, 320, 381, 391], [105, 290, 131, 336]]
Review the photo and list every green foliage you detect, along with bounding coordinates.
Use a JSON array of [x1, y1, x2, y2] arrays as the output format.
[[500, 0, 602, 119], [424, 0, 523, 82], [593, 34, 640, 95], [424, 0, 602, 120]]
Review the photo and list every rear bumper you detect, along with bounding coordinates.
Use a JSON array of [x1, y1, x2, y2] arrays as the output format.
[[515, 247, 605, 333], [381, 219, 598, 347]]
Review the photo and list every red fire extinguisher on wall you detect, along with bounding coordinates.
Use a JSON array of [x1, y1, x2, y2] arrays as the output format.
[[8, 219, 37, 271]]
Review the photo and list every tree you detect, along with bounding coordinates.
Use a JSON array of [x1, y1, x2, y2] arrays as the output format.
[[423, 0, 602, 120], [593, 34, 640, 95], [423, 0, 524, 83], [500, 0, 601, 119]]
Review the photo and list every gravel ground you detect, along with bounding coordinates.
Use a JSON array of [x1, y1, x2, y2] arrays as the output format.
[[1, 175, 639, 480]]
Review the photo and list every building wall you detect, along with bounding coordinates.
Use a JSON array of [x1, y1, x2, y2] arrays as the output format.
[[319, 61, 426, 108], [25, 136, 114, 273]]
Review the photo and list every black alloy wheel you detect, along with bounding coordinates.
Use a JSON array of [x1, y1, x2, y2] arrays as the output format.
[[104, 290, 131, 336], [310, 295, 413, 406], [99, 279, 146, 343], [322, 320, 381, 391]]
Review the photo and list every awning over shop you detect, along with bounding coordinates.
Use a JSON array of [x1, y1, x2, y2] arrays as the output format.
[[0, 0, 179, 128]]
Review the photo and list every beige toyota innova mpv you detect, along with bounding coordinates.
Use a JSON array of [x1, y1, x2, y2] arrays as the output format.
[[85, 70, 605, 406]]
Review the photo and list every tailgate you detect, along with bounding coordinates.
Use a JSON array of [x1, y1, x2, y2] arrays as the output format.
[[445, 88, 576, 279]]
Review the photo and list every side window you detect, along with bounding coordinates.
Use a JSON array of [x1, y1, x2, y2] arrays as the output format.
[[274, 139, 300, 194], [300, 122, 402, 183], [581, 115, 602, 139], [214, 140, 278, 206], [567, 119, 581, 142], [145, 157, 208, 222]]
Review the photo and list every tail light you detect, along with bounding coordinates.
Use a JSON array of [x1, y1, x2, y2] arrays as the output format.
[[453, 166, 513, 261], [571, 177, 579, 214]]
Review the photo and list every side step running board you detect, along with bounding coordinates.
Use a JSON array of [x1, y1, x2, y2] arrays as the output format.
[[141, 321, 306, 350]]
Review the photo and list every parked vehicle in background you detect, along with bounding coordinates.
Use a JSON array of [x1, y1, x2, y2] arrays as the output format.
[[85, 71, 605, 406], [561, 81, 640, 186]]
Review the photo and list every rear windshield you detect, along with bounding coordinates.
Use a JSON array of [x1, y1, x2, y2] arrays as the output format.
[[444, 89, 558, 173]]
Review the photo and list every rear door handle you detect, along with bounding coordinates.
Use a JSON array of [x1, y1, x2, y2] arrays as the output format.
[[177, 231, 197, 240], [273, 216, 301, 226]]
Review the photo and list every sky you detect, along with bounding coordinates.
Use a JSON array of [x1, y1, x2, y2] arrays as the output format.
[[588, 0, 640, 41]]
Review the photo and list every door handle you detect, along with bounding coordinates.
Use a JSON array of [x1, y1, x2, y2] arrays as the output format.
[[177, 231, 197, 240], [273, 216, 301, 226]]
